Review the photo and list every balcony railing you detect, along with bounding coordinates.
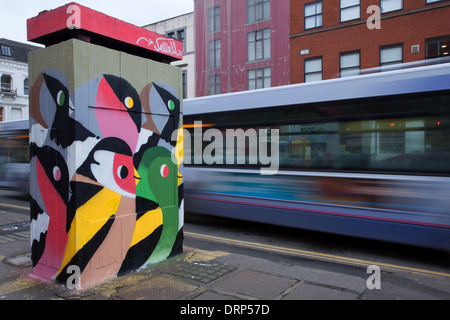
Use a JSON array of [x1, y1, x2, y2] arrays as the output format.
[[0, 86, 17, 96]]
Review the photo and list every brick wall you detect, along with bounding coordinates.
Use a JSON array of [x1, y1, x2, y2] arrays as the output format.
[[290, 0, 450, 83]]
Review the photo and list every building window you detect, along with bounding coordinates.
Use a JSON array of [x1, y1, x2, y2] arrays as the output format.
[[248, 67, 271, 90], [380, 44, 403, 66], [0, 108, 3, 122], [24, 78, 29, 95], [1, 74, 12, 92], [209, 39, 221, 69], [182, 71, 187, 99], [426, 0, 445, 3], [208, 6, 221, 33], [304, 1, 323, 30], [340, 51, 360, 77], [426, 36, 450, 59], [380, 0, 403, 13], [248, 28, 271, 62], [11, 108, 22, 120], [340, 0, 360, 22], [209, 74, 221, 95], [1, 46, 11, 57], [304, 57, 323, 82], [166, 28, 186, 53], [247, 0, 271, 23]]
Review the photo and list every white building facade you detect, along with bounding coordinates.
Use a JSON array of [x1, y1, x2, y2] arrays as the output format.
[[0, 39, 40, 122], [143, 12, 195, 99]]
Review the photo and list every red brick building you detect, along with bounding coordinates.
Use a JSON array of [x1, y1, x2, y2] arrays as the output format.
[[194, 0, 290, 97], [290, 0, 450, 84]]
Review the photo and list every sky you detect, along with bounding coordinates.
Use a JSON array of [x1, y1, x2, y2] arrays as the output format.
[[1, 0, 194, 45]]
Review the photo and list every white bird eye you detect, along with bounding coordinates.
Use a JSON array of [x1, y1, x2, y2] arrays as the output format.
[[57, 90, 65, 106], [167, 100, 175, 111], [124, 97, 134, 109], [117, 165, 129, 180], [53, 166, 62, 181]]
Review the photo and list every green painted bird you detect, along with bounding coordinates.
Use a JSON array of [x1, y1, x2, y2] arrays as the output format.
[[118, 146, 180, 275]]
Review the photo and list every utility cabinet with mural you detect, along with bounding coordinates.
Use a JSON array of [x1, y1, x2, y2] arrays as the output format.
[[27, 3, 184, 289]]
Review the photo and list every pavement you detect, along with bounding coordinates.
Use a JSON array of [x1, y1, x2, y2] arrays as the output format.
[[1, 206, 450, 305]]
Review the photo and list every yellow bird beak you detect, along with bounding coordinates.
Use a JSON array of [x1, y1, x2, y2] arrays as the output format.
[[134, 167, 141, 186]]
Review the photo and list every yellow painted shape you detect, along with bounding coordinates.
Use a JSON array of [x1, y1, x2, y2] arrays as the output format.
[[130, 208, 163, 247], [0, 278, 39, 296], [173, 128, 184, 186], [134, 167, 140, 186], [60, 187, 121, 270], [183, 247, 230, 263]]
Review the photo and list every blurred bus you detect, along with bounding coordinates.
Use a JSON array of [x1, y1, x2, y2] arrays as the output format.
[[0, 119, 29, 193], [183, 63, 450, 251]]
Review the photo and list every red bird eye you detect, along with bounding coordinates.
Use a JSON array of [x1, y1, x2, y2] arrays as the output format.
[[160, 164, 169, 178]]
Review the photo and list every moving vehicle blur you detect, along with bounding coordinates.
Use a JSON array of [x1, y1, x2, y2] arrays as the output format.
[[183, 63, 450, 251], [1, 63, 449, 251], [0, 119, 29, 193]]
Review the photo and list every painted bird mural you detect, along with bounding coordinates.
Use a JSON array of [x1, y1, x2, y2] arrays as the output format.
[[30, 70, 95, 148], [95, 75, 142, 153], [30, 144, 70, 280], [118, 146, 180, 276], [56, 137, 139, 286], [138, 82, 181, 151], [30, 68, 184, 288], [55, 75, 145, 286]]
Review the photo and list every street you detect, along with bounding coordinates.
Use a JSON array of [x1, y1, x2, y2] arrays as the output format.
[[1, 189, 449, 300]]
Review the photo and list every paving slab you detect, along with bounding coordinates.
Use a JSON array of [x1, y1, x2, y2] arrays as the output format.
[[115, 276, 198, 300], [282, 282, 359, 300], [213, 269, 297, 300], [167, 260, 235, 284]]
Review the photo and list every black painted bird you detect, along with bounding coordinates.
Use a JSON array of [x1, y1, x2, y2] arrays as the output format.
[[94, 75, 142, 153], [134, 82, 181, 168], [56, 137, 139, 284], [152, 82, 180, 144], [29, 143, 70, 278], [41, 73, 95, 148]]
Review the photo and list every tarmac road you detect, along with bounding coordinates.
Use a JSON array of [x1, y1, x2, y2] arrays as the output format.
[[0, 189, 449, 305]]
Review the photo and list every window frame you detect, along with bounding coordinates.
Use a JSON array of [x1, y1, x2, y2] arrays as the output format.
[[380, 44, 403, 66], [304, 56, 323, 83], [425, 0, 447, 4], [248, 67, 271, 90], [208, 73, 221, 96], [1, 74, 12, 93], [304, 1, 323, 30], [247, 0, 271, 24], [182, 71, 187, 99], [23, 78, 29, 96], [166, 27, 186, 53], [247, 28, 271, 62], [425, 35, 450, 59], [0, 46, 11, 57], [340, 50, 361, 78], [208, 6, 221, 34], [208, 39, 221, 69], [380, 0, 403, 14], [340, 0, 361, 23]]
